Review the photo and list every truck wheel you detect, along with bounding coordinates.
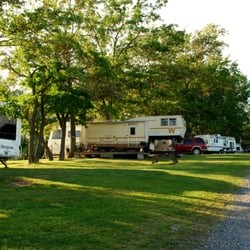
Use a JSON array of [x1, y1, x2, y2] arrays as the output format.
[[192, 148, 201, 155]]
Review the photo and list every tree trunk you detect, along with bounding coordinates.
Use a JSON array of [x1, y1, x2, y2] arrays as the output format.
[[28, 122, 36, 164], [44, 138, 54, 160], [68, 115, 76, 158], [28, 98, 39, 164], [37, 94, 53, 161], [58, 114, 69, 161]]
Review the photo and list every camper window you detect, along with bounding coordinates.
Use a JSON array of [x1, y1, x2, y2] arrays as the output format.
[[169, 118, 177, 126], [67, 130, 81, 137], [52, 129, 62, 139], [130, 127, 136, 135], [161, 118, 177, 126], [0, 116, 16, 140], [161, 118, 168, 126]]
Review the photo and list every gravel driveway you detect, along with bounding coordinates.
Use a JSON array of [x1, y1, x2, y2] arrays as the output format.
[[197, 175, 250, 250]]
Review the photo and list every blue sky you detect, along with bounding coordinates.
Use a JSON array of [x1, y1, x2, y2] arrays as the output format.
[[161, 0, 250, 78]]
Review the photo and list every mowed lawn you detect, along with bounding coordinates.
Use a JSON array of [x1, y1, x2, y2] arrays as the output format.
[[0, 154, 250, 249]]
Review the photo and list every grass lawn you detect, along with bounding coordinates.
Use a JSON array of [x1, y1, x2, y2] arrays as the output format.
[[0, 154, 250, 249]]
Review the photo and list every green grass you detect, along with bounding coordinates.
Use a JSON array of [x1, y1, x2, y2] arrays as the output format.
[[0, 154, 250, 249]]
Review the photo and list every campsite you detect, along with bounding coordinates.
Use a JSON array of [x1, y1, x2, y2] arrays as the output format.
[[1, 154, 249, 249], [0, 1, 250, 248]]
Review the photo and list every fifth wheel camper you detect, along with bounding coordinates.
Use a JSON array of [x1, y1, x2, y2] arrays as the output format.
[[48, 115, 186, 155]]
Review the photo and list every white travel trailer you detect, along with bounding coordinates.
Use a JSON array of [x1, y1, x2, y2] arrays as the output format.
[[48, 115, 186, 154], [0, 115, 21, 167], [223, 136, 237, 153], [48, 124, 85, 155], [195, 134, 236, 153]]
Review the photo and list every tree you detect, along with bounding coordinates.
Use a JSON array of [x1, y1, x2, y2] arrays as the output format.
[[175, 24, 250, 137], [0, 0, 92, 162], [41, 0, 93, 160], [47, 84, 91, 160], [124, 24, 186, 116], [80, 0, 169, 120], [1, 1, 249, 159]]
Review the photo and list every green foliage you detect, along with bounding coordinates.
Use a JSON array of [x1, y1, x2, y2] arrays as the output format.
[[241, 124, 250, 147], [0, 83, 9, 100], [0, 100, 21, 118], [0, 82, 22, 118], [176, 28, 250, 137], [0, 1, 249, 159], [47, 87, 92, 117]]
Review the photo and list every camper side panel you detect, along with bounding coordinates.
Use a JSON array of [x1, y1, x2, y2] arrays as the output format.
[[85, 122, 146, 151]]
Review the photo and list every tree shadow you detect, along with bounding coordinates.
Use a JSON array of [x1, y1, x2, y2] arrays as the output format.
[[0, 157, 249, 249]]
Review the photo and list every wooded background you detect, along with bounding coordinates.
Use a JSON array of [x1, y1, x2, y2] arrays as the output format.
[[0, 0, 249, 162]]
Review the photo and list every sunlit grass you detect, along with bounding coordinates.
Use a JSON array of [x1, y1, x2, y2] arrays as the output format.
[[0, 210, 9, 219], [0, 154, 249, 249]]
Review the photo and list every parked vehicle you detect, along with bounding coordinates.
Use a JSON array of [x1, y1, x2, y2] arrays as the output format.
[[174, 137, 207, 155], [0, 115, 21, 167], [48, 115, 186, 154], [194, 134, 236, 153]]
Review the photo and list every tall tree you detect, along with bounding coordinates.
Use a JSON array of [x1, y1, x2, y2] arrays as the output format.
[[80, 0, 168, 120], [0, 0, 92, 162], [125, 24, 186, 116], [176, 24, 250, 137]]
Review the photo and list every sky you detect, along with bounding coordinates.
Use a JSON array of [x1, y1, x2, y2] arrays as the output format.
[[160, 0, 250, 78]]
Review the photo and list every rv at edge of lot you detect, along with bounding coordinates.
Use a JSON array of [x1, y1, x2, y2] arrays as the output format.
[[194, 134, 237, 153]]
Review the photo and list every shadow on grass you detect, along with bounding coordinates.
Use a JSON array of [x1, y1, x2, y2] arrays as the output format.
[[0, 155, 249, 249], [0, 166, 245, 196]]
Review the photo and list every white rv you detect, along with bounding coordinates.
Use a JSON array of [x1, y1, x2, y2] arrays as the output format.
[[195, 134, 236, 153], [48, 124, 85, 155], [48, 115, 186, 154], [0, 115, 21, 167]]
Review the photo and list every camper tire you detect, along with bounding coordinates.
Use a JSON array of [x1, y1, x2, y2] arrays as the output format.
[[192, 148, 201, 155]]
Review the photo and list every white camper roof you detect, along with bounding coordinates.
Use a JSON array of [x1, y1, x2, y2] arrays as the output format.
[[127, 115, 183, 122]]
